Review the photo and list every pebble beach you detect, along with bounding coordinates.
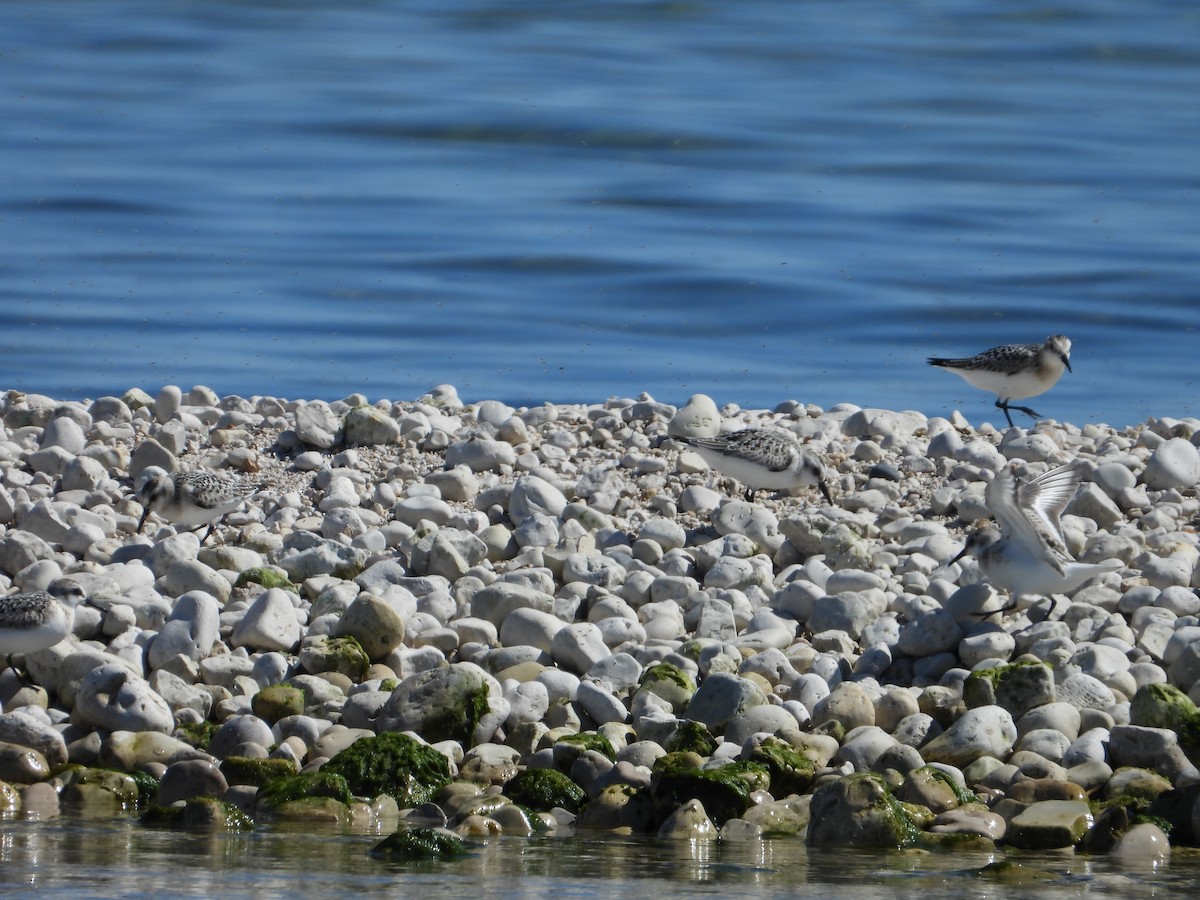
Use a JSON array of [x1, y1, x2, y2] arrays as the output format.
[[2, 384, 1199, 867]]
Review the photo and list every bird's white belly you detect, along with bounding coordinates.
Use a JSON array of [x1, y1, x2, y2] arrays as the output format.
[[164, 501, 232, 528], [986, 551, 1116, 597], [0, 609, 73, 655], [693, 448, 796, 490], [954, 366, 1057, 402]]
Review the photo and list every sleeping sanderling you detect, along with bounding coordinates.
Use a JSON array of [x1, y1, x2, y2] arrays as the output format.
[[951, 460, 1121, 608], [928, 334, 1072, 427], [136, 467, 262, 542], [676, 428, 831, 503], [0, 578, 87, 672]]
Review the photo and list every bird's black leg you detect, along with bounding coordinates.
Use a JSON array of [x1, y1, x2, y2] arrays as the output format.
[[995, 399, 1016, 428], [1009, 404, 1042, 422]]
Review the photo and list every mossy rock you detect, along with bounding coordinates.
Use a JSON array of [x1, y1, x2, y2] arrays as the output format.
[[663, 720, 716, 757], [806, 772, 921, 849], [504, 768, 587, 814], [126, 769, 161, 806], [321, 733, 452, 807], [183, 797, 255, 831], [221, 756, 299, 787], [252, 684, 306, 724], [746, 736, 817, 797], [918, 832, 996, 852], [371, 827, 467, 862], [963, 661, 1054, 716], [175, 720, 218, 751], [555, 731, 617, 762], [140, 804, 186, 828], [141, 799, 255, 832], [915, 765, 978, 806], [652, 750, 705, 772], [809, 718, 845, 743], [234, 567, 298, 593], [650, 762, 756, 826], [637, 663, 697, 712], [62, 767, 141, 811], [302, 635, 371, 681], [378, 666, 493, 746], [1130, 683, 1200, 760], [256, 772, 354, 812], [977, 861, 1058, 885]]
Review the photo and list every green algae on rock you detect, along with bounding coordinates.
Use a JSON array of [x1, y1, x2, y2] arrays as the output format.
[[963, 661, 1055, 718], [299, 635, 371, 681], [503, 768, 587, 814], [636, 663, 697, 713], [141, 797, 255, 831], [650, 758, 759, 826], [221, 756, 300, 787], [1130, 683, 1200, 760], [256, 772, 354, 812], [321, 732, 452, 807], [745, 736, 817, 798], [806, 772, 921, 848], [60, 767, 142, 813], [233, 567, 298, 593], [174, 720, 219, 752], [371, 827, 467, 862], [377, 664, 496, 745], [554, 731, 617, 762], [663, 720, 717, 757], [251, 684, 306, 723]]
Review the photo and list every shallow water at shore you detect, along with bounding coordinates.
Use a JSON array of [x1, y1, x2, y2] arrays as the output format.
[[1, 814, 1195, 900]]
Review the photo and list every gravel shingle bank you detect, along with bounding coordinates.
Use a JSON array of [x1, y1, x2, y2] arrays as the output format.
[[0, 385, 1197, 862]]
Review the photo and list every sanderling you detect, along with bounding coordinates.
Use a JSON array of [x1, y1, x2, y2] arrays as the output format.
[[0, 578, 86, 672], [952, 460, 1121, 606], [677, 428, 832, 502], [928, 334, 1072, 427], [136, 467, 262, 542]]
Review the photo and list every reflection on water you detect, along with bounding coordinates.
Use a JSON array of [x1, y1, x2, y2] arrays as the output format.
[[0, 814, 1194, 899]]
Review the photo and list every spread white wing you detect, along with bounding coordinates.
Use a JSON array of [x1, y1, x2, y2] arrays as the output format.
[[985, 460, 1086, 574]]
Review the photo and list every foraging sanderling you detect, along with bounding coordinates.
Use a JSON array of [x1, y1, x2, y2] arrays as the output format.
[[928, 334, 1072, 427], [677, 428, 832, 502], [0, 578, 86, 671], [136, 467, 262, 542], [952, 460, 1121, 606]]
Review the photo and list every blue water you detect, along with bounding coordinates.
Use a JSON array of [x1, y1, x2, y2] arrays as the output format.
[[2, 1, 1198, 428]]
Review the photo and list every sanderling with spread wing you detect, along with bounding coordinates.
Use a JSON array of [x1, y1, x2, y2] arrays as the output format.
[[136, 467, 262, 542], [677, 428, 832, 503], [928, 334, 1072, 427], [951, 459, 1121, 607], [0, 578, 86, 672]]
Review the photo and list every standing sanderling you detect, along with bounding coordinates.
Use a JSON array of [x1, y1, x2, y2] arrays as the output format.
[[676, 428, 832, 503], [951, 460, 1121, 608], [928, 334, 1072, 427], [0, 578, 86, 673], [136, 467, 262, 542]]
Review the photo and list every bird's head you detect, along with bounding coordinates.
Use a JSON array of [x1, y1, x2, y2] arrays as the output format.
[[951, 528, 1001, 565], [135, 467, 173, 531]]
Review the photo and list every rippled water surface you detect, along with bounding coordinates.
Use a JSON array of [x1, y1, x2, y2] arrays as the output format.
[[2, 0, 1197, 427], [0, 815, 1195, 899]]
